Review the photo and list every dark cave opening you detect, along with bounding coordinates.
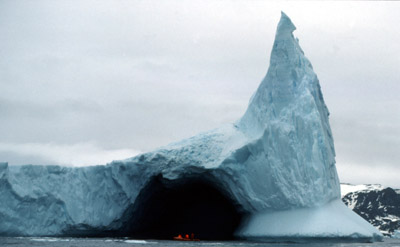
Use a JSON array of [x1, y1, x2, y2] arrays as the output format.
[[124, 175, 245, 240]]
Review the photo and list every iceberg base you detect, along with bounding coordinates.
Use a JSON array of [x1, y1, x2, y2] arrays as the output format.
[[236, 200, 383, 242]]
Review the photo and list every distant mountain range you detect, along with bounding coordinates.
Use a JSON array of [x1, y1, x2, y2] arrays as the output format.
[[341, 183, 400, 237]]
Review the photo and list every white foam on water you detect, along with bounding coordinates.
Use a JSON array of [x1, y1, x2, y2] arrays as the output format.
[[124, 239, 155, 244], [30, 237, 70, 242]]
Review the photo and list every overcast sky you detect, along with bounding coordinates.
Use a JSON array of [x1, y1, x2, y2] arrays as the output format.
[[0, 1, 399, 187]]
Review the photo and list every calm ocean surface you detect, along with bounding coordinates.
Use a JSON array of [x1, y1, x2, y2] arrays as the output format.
[[1, 238, 400, 247]]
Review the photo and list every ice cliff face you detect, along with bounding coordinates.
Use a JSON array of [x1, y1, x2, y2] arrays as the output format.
[[0, 12, 382, 241], [236, 12, 339, 209]]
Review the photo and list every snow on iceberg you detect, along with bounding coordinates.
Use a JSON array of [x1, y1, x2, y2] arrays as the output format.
[[0, 12, 382, 241]]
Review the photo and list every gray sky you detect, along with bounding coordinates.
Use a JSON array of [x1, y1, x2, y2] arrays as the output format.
[[1, 1, 399, 187]]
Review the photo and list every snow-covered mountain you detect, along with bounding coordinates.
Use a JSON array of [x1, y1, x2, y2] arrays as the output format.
[[0, 13, 381, 241], [341, 183, 400, 237]]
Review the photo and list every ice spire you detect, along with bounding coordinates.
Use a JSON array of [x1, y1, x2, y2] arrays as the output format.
[[275, 11, 296, 40], [237, 12, 340, 204], [238, 11, 323, 137]]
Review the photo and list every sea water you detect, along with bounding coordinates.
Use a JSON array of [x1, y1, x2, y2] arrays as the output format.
[[1, 238, 400, 247]]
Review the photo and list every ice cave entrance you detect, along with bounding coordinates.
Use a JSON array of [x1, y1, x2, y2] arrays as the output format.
[[125, 174, 245, 240]]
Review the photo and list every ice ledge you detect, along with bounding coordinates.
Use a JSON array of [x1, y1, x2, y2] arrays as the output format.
[[236, 199, 383, 242]]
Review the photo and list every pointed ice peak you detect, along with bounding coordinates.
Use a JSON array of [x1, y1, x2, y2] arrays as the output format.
[[238, 11, 327, 139], [275, 11, 296, 40]]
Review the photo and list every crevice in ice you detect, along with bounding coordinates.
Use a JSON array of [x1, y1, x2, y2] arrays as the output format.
[[121, 174, 245, 240]]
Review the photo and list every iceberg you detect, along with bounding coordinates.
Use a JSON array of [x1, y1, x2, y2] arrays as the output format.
[[0, 12, 382, 241]]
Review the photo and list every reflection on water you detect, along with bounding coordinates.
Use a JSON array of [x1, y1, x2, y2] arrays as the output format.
[[1, 237, 400, 247]]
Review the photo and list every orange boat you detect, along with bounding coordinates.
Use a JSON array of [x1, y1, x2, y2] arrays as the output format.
[[173, 234, 200, 241]]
